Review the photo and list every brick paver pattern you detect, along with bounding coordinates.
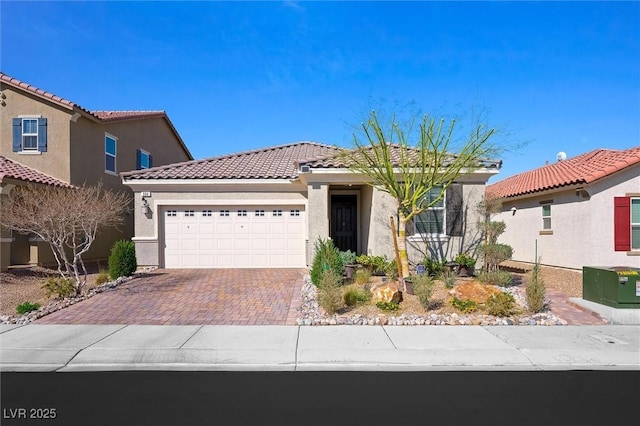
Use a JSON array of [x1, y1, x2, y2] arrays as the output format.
[[36, 269, 305, 325]]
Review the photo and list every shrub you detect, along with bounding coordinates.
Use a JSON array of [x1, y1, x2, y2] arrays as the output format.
[[486, 292, 516, 317], [343, 285, 371, 306], [481, 243, 513, 272], [310, 238, 344, 286], [356, 254, 389, 275], [451, 297, 478, 313], [16, 301, 41, 315], [108, 240, 137, 280], [384, 259, 398, 279], [339, 250, 357, 266], [526, 261, 546, 313], [354, 269, 371, 286], [421, 257, 447, 276], [317, 270, 343, 315], [477, 270, 513, 287], [438, 269, 456, 289], [454, 253, 476, 268], [41, 277, 75, 299], [95, 270, 111, 286], [413, 274, 435, 310], [375, 301, 399, 311]]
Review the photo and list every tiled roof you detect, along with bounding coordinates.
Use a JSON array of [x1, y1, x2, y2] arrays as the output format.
[[486, 147, 640, 199], [92, 110, 167, 122], [122, 142, 341, 180], [0, 156, 71, 187]]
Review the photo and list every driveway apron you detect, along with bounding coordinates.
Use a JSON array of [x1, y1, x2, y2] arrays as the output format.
[[35, 269, 305, 325]]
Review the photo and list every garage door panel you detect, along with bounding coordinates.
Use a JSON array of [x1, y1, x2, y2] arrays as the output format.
[[163, 205, 305, 268]]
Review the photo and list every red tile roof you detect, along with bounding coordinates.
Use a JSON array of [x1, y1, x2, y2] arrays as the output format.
[[92, 111, 167, 122], [122, 142, 341, 180], [0, 156, 71, 187], [486, 147, 640, 199]]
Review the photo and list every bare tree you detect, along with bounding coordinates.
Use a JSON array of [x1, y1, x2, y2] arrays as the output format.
[[0, 183, 130, 295], [340, 110, 502, 278]]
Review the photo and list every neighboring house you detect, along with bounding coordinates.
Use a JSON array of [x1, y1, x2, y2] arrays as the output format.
[[0, 72, 193, 271], [486, 147, 640, 270], [121, 142, 501, 269]]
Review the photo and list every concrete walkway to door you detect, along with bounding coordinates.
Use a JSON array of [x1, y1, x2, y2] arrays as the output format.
[[35, 269, 305, 326]]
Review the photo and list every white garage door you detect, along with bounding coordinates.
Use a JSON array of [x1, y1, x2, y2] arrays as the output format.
[[163, 206, 306, 268]]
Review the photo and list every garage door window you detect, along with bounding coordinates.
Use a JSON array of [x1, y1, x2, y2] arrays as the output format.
[[290, 209, 300, 217], [202, 210, 213, 217], [220, 210, 230, 217], [185, 210, 195, 217], [238, 210, 247, 217], [166, 210, 177, 217], [255, 210, 265, 216], [273, 210, 283, 217]]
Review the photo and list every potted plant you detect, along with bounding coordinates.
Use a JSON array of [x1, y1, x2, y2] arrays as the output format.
[[340, 250, 358, 280], [454, 253, 476, 277]]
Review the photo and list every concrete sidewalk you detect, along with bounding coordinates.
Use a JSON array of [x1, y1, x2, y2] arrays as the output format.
[[1, 324, 638, 372]]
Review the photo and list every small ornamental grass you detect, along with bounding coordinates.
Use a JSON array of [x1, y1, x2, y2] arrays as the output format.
[[95, 270, 111, 286], [412, 274, 435, 310], [41, 277, 75, 299], [316, 270, 343, 315], [342, 285, 371, 307], [375, 301, 399, 311], [486, 292, 516, 317], [526, 261, 546, 313], [16, 301, 41, 315], [477, 270, 513, 287], [354, 269, 372, 287]]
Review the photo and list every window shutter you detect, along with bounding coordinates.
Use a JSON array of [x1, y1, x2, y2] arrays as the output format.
[[136, 149, 141, 170], [148, 154, 153, 168], [12, 118, 22, 152], [446, 184, 464, 236], [37, 118, 47, 152], [614, 197, 631, 251]]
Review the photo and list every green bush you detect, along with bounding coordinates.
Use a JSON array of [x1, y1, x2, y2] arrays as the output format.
[[317, 270, 343, 315], [41, 277, 75, 299], [375, 301, 399, 311], [354, 269, 372, 286], [413, 274, 435, 310], [421, 257, 448, 276], [481, 243, 513, 272], [486, 292, 516, 317], [16, 301, 41, 315], [356, 254, 390, 275], [95, 270, 111, 286], [310, 238, 344, 286], [451, 297, 478, 313], [108, 240, 137, 280], [454, 253, 476, 268], [477, 270, 513, 287], [343, 285, 372, 306], [339, 250, 357, 266], [526, 262, 546, 313]]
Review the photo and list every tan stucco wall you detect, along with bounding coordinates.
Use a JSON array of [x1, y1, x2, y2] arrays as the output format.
[[0, 83, 73, 182], [495, 165, 640, 269]]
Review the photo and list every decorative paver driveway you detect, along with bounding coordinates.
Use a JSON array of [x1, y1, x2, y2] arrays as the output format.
[[35, 269, 305, 325]]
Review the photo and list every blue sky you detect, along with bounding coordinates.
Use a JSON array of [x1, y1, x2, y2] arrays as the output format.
[[1, 1, 638, 182]]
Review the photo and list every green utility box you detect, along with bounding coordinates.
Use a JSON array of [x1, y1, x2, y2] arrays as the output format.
[[582, 267, 640, 309]]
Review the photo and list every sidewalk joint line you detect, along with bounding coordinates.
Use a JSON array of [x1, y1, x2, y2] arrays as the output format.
[[381, 326, 398, 350], [59, 324, 128, 371], [180, 325, 204, 349], [481, 326, 537, 367], [294, 326, 300, 371]]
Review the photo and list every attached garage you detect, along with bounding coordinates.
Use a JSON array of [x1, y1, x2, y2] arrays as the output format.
[[162, 205, 306, 268]]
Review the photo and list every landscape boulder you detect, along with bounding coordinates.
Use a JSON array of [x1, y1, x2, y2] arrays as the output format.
[[371, 282, 403, 304]]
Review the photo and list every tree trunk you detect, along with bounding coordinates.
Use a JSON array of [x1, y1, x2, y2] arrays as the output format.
[[397, 211, 410, 278]]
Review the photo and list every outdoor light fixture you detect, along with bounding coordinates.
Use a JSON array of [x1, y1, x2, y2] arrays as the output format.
[[141, 197, 150, 214]]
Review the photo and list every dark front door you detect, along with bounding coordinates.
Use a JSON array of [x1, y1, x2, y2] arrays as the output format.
[[330, 195, 357, 253]]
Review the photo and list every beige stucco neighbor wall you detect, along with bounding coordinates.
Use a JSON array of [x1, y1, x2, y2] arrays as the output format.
[[495, 165, 640, 270], [306, 183, 329, 265]]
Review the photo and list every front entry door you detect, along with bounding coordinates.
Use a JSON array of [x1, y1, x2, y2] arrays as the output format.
[[330, 195, 357, 253]]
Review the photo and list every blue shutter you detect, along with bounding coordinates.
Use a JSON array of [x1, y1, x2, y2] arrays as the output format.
[[12, 118, 22, 152], [148, 154, 153, 168], [136, 149, 141, 170], [37, 118, 47, 152]]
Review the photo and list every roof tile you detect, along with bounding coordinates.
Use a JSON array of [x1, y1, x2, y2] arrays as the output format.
[[0, 156, 71, 187], [486, 147, 640, 199]]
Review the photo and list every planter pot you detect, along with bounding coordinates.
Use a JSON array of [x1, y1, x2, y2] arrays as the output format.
[[403, 278, 415, 295], [344, 264, 358, 280], [457, 266, 475, 277]]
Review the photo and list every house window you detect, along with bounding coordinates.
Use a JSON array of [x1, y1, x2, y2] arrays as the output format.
[[290, 209, 300, 217], [220, 210, 230, 217], [105, 134, 117, 174], [632, 198, 640, 250], [137, 149, 152, 170], [202, 210, 213, 217], [12, 117, 47, 152], [414, 187, 445, 235], [255, 210, 265, 217], [542, 204, 552, 230], [184, 210, 195, 217], [238, 210, 247, 217], [166, 210, 177, 217], [273, 210, 283, 217]]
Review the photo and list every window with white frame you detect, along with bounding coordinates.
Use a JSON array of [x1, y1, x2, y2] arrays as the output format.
[[255, 210, 265, 217], [184, 210, 195, 217], [632, 198, 640, 250], [202, 210, 213, 217], [21, 119, 39, 150], [220, 210, 230, 217], [290, 209, 300, 217], [166, 210, 177, 217], [542, 204, 552, 230], [105, 134, 117, 173], [413, 187, 445, 235], [238, 210, 247, 217], [273, 210, 283, 217]]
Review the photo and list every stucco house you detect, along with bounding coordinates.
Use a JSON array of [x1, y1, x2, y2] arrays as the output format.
[[121, 142, 501, 269], [486, 147, 640, 270], [0, 72, 193, 270]]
